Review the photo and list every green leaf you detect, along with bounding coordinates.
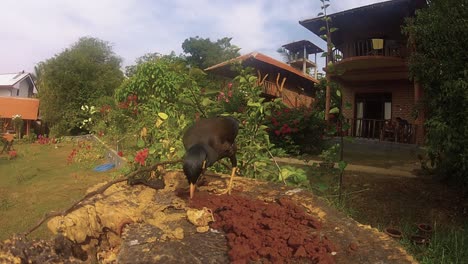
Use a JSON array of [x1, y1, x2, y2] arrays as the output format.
[[158, 112, 168, 120], [329, 107, 340, 114], [247, 102, 261, 107], [137, 138, 145, 148], [317, 12, 324, 16], [319, 26, 326, 32], [336, 90, 341, 97], [338, 161, 348, 171], [201, 97, 213, 106], [330, 27, 338, 33], [149, 147, 156, 154]]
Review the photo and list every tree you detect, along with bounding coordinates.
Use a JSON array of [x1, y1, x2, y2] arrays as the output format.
[[38, 37, 124, 135], [181, 36, 240, 69], [403, 0, 468, 187]]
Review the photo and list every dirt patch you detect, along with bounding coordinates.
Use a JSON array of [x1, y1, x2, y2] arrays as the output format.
[[189, 192, 335, 263], [0, 171, 418, 263]]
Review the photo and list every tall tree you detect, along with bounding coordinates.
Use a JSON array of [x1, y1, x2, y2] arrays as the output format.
[[182, 36, 240, 69], [403, 0, 468, 187], [38, 37, 124, 135]]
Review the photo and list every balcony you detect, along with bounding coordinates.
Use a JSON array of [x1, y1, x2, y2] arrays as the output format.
[[330, 39, 408, 63], [326, 40, 409, 83]]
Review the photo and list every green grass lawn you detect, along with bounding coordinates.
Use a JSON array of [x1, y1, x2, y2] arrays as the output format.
[[0, 141, 117, 240]]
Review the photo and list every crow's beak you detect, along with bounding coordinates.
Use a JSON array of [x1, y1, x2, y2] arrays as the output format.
[[190, 183, 196, 199]]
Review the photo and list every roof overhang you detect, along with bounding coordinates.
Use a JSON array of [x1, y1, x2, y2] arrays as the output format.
[[300, 0, 426, 46], [0, 97, 40, 120], [205, 52, 319, 85], [282, 40, 323, 54]]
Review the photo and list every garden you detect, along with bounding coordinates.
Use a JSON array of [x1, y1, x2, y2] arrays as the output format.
[[1, 0, 467, 262]]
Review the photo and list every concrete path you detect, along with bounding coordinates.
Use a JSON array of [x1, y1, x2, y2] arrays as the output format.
[[274, 157, 419, 178]]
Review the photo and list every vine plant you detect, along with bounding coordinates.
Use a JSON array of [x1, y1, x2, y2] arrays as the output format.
[[318, 0, 350, 202]]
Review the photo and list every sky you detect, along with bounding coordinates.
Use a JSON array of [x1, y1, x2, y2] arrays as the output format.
[[0, 0, 386, 74]]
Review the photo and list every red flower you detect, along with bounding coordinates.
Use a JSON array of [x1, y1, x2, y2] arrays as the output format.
[[117, 151, 123, 157], [284, 108, 290, 113], [134, 148, 149, 166], [228, 83, 233, 89], [8, 150, 17, 159], [274, 130, 281, 136]]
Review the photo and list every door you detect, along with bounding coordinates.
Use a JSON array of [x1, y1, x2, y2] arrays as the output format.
[[355, 93, 392, 138]]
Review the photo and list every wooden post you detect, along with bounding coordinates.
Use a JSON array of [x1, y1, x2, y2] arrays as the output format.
[[26, 120, 30, 136], [303, 45, 307, 74]]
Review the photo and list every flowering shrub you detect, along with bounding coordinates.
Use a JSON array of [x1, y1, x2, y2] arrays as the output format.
[[267, 106, 326, 155], [8, 150, 17, 160], [37, 135, 57, 145], [66, 141, 103, 165], [134, 148, 149, 166]]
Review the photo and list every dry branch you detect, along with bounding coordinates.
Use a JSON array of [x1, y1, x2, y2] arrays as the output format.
[[24, 159, 182, 237]]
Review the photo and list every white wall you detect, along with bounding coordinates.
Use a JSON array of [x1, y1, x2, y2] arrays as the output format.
[[18, 79, 30, 97], [0, 88, 12, 97]]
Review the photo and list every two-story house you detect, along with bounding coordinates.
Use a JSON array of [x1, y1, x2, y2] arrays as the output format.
[[300, 0, 426, 144], [0, 71, 40, 138]]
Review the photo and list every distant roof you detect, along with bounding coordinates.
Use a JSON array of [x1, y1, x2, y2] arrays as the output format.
[[300, 0, 426, 45], [282, 40, 323, 54], [205, 52, 318, 84], [0, 72, 37, 93], [0, 97, 40, 120]]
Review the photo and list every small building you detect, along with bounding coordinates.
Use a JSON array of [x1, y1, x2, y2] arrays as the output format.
[[282, 40, 322, 79], [300, 0, 426, 144], [0, 72, 40, 137], [205, 52, 319, 108]]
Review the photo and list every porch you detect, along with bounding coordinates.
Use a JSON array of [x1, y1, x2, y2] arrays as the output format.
[[342, 118, 418, 144]]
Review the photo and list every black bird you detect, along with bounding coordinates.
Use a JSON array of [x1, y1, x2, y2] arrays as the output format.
[[182, 116, 239, 198]]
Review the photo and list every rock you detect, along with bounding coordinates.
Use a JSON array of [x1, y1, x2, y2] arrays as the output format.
[[186, 207, 214, 227], [196, 226, 210, 233]]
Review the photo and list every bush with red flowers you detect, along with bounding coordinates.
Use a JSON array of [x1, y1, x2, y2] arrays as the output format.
[[134, 148, 149, 166], [267, 106, 326, 155], [8, 150, 17, 160]]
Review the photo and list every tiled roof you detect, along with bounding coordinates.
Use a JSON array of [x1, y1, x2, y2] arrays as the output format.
[[0, 97, 39, 120], [205, 52, 319, 83]]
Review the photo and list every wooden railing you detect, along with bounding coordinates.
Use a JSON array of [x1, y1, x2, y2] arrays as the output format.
[[341, 118, 417, 144], [259, 80, 295, 107], [261, 80, 277, 96], [328, 39, 408, 63]]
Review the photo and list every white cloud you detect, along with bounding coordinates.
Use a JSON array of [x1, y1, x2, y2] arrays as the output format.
[[0, 0, 384, 73]]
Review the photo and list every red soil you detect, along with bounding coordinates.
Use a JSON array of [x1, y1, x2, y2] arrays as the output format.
[[189, 192, 336, 264]]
